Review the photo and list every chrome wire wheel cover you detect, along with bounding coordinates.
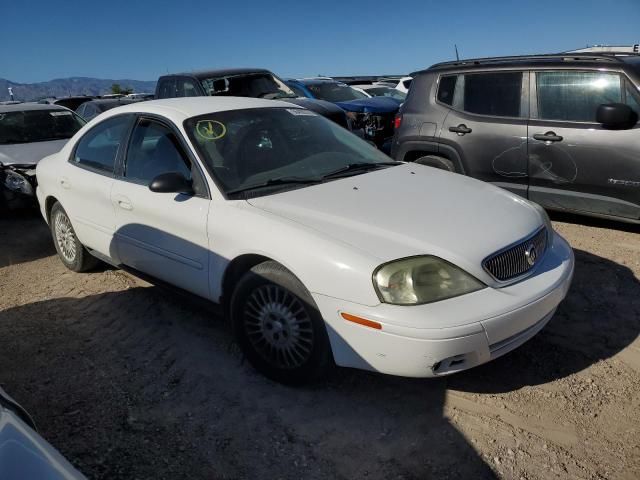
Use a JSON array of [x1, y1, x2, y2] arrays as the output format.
[[243, 285, 314, 369], [54, 211, 77, 263]]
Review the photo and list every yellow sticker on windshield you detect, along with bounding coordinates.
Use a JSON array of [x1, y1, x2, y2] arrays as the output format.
[[195, 120, 226, 140]]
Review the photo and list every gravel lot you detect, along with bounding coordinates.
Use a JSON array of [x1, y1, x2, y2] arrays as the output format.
[[0, 210, 638, 480]]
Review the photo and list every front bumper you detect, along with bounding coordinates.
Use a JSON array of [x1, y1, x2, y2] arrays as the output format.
[[0, 166, 37, 210], [314, 231, 574, 378]]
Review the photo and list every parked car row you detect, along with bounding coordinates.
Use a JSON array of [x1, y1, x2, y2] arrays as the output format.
[[2, 51, 639, 386]]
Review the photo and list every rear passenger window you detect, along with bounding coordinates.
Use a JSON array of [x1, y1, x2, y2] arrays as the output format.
[[437, 75, 457, 105], [536, 71, 622, 122], [463, 72, 523, 117], [72, 115, 131, 173]]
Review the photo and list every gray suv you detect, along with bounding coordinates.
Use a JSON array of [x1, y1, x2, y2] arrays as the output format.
[[391, 53, 640, 223]]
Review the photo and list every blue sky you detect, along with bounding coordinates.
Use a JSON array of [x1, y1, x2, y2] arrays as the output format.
[[2, 0, 639, 83]]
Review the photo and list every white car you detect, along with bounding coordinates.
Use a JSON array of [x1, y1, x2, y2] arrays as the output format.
[[36, 97, 574, 383]]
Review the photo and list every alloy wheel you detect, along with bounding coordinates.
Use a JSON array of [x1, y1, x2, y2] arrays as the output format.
[[243, 284, 314, 369]]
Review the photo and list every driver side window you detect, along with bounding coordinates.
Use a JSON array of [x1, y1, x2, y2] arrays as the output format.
[[124, 118, 192, 185]]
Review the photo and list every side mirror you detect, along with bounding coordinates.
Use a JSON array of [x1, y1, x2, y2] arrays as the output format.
[[212, 78, 229, 94], [596, 103, 635, 129], [148, 172, 193, 195]]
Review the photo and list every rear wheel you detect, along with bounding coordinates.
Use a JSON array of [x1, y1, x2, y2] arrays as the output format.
[[50, 202, 99, 272], [414, 155, 456, 172], [231, 261, 332, 384]]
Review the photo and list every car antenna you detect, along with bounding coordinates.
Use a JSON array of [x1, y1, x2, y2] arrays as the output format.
[[454, 44, 460, 61]]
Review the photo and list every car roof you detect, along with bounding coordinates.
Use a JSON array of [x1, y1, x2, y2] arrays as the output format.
[[82, 99, 136, 106], [162, 68, 271, 79], [293, 78, 343, 86], [412, 52, 640, 76], [0, 103, 71, 113], [97, 97, 302, 122]]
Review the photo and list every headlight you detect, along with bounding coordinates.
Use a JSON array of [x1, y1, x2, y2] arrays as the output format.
[[3, 170, 34, 195], [373, 256, 485, 305]]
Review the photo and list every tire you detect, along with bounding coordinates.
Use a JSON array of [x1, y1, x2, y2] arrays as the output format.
[[50, 202, 99, 272], [414, 155, 456, 172], [230, 261, 333, 384]]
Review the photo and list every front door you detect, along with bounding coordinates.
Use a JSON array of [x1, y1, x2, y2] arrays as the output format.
[[528, 70, 640, 220], [438, 71, 529, 196], [111, 116, 211, 298]]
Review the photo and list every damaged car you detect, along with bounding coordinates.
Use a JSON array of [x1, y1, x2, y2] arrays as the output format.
[[0, 104, 85, 212], [285, 78, 400, 152], [155, 68, 350, 129]]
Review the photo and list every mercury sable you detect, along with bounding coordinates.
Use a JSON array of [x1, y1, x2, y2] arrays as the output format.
[[36, 97, 574, 383]]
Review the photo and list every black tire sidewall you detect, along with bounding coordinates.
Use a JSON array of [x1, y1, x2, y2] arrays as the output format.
[[231, 261, 332, 384], [415, 155, 456, 172]]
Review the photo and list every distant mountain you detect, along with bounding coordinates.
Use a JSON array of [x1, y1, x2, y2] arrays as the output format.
[[0, 77, 157, 102]]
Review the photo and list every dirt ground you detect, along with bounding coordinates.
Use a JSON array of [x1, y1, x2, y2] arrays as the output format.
[[0, 210, 638, 480]]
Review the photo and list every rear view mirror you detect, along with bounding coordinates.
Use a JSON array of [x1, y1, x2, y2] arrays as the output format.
[[596, 103, 636, 129], [148, 172, 193, 195]]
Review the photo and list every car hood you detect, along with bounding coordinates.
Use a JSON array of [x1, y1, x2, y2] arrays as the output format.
[[247, 163, 543, 283], [334, 97, 400, 114], [0, 139, 68, 167], [283, 97, 345, 116]]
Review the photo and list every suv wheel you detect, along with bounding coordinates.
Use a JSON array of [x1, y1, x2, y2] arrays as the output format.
[[231, 261, 333, 384], [414, 155, 456, 172], [50, 202, 99, 272]]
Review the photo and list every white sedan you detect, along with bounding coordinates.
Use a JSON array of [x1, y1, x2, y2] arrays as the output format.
[[36, 97, 574, 383]]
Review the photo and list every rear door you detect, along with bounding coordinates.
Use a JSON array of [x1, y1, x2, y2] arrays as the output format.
[[528, 70, 640, 219], [111, 116, 211, 298], [62, 114, 134, 258], [438, 71, 530, 196]]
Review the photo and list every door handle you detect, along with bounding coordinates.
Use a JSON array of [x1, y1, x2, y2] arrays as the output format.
[[113, 194, 133, 211], [533, 132, 563, 143], [117, 200, 133, 211], [449, 124, 472, 135], [60, 177, 71, 189]]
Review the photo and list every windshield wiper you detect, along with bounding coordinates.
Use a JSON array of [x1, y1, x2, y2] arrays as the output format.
[[227, 176, 323, 195], [320, 161, 402, 180]]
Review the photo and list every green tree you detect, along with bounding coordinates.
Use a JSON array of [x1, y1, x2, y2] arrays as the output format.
[[110, 83, 133, 95]]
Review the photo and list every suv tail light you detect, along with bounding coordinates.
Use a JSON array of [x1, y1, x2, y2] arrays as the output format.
[[394, 114, 402, 130]]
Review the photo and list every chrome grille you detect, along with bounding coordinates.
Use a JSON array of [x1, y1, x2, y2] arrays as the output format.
[[483, 228, 547, 282]]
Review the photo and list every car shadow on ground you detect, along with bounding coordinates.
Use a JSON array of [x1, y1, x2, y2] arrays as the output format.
[[0, 209, 55, 268], [1, 243, 638, 479], [549, 210, 640, 234], [448, 247, 639, 393]]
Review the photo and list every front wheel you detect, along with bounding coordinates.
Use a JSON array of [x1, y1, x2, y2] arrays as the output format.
[[231, 261, 333, 384], [50, 202, 98, 272]]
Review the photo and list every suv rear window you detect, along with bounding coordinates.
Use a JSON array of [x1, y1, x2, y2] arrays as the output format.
[[463, 72, 523, 117], [437, 75, 457, 105]]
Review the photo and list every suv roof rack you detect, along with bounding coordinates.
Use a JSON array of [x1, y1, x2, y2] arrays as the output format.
[[414, 52, 640, 75]]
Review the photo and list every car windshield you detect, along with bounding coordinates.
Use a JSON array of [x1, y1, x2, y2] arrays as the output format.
[[366, 87, 406, 101], [185, 107, 397, 196], [200, 73, 297, 100], [307, 82, 370, 102], [0, 109, 85, 145]]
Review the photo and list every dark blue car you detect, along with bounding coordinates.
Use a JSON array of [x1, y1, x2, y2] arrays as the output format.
[[285, 78, 399, 150]]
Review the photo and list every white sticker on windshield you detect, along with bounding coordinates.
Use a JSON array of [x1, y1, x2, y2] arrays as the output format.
[[286, 108, 317, 116], [49, 111, 72, 116]]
